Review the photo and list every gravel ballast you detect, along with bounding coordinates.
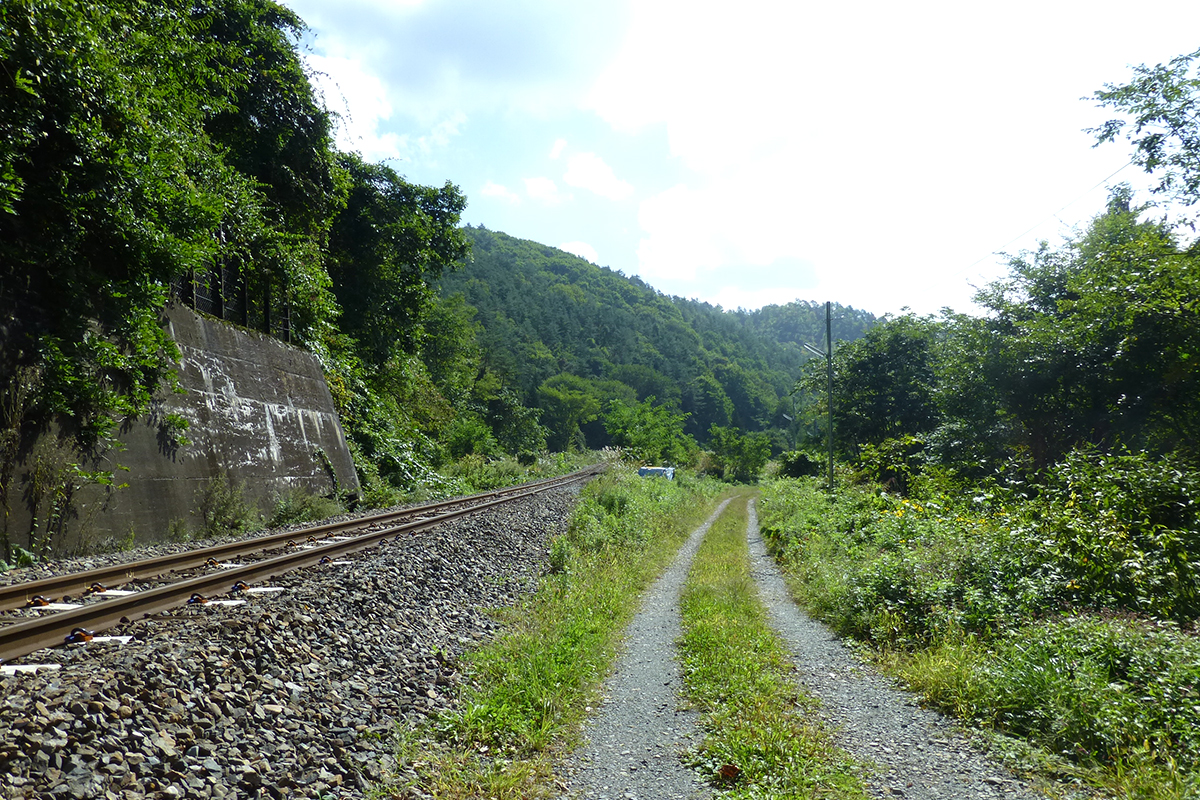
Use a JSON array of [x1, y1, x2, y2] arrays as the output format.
[[3, 487, 1055, 800], [0, 489, 578, 799]]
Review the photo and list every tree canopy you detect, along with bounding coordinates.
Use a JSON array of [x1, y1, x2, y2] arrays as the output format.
[[823, 185, 1200, 480], [0, 0, 485, 516], [438, 226, 876, 454]]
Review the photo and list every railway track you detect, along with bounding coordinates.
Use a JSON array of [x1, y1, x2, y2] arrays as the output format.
[[0, 465, 601, 665]]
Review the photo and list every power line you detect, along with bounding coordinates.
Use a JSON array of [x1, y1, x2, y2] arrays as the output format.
[[954, 160, 1135, 278]]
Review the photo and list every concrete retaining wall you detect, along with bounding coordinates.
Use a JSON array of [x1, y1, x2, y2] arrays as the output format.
[[12, 305, 360, 551]]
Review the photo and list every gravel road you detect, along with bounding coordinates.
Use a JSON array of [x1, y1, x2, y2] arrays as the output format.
[[559, 501, 731, 800], [560, 497, 1047, 800], [1, 487, 1053, 800], [745, 498, 1044, 799]]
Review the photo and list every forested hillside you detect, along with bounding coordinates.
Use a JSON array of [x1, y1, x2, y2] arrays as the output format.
[[0, 0, 877, 558], [438, 226, 875, 451]]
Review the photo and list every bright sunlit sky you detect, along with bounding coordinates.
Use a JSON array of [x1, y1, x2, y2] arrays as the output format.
[[282, 0, 1200, 317]]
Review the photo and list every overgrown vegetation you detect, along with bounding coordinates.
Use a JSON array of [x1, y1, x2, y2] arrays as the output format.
[[763, 51, 1200, 794], [374, 466, 723, 798], [441, 226, 876, 455], [267, 486, 343, 528], [760, 465, 1200, 794], [194, 471, 261, 539], [679, 496, 867, 797]]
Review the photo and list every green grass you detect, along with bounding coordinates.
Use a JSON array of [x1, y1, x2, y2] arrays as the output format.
[[370, 466, 725, 799], [678, 494, 868, 798], [759, 475, 1200, 798]]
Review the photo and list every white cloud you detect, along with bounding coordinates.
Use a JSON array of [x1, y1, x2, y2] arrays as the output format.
[[421, 112, 467, 152], [288, 0, 631, 123], [563, 152, 634, 200], [480, 181, 520, 204], [291, 0, 1200, 316], [306, 53, 407, 161], [559, 240, 599, 263], [595, 0, 1200, 314], [635, 185, 717, 282], [524, 176, 567, 205], [305, 53, 469, 164]]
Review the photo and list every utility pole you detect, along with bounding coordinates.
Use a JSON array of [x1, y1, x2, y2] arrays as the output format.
[[801, 301, 835, 492], [825, 301, 834, 493]]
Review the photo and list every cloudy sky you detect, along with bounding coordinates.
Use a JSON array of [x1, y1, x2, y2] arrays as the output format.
[[282, 0, 1200, 317]]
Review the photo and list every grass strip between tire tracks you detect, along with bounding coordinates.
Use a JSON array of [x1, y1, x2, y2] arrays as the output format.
[[678, 493, 868, 798], [370, 465, 725, 799]]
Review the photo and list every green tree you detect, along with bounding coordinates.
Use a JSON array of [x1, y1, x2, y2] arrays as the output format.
[[1092, 47, 1200, 209], [327, 153, 469, 365], [977, 187, 1200, 465], [421, 293, 483, 406], [537, 374, 603, 452], [708, 425, 771, 483], [683, 373, 734, 438], [483, 388, 546, 456], [604, 397, 694, 465], [807, 314, 941, 454]]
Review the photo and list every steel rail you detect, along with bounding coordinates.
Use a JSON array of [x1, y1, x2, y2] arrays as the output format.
[[0, 467, 600, 664], [0, 467, 598, 612]]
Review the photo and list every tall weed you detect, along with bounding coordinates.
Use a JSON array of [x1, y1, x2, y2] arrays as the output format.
[[759, 449, 1200, 791]]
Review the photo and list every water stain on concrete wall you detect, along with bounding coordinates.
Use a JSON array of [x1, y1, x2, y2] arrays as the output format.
[[56, 305, 359, 549]]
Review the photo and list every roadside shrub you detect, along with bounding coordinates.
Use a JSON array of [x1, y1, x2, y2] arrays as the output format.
[[1029, 449, 1200, 622], [443, 454, 525, 492], [196, 471, 261, 537], [565, 465, 720, 554], [853, 435, 925, 495], [777, 450, 823, 478], [907, 615, 1200, 773], [761, 451, 1200, 790], [444, 413, 500, 460], [268, 487, 342, 527]]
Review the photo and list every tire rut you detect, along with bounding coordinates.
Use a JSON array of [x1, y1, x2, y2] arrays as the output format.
[[558, 500, 732, 800], [744, 498, 1045, 800]]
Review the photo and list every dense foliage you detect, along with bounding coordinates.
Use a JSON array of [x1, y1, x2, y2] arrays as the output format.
[[439, 226, 875, 458], [771, 48, 1200, 795], [761, 467, 1200, 790], [0, 0, 483, 555]]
